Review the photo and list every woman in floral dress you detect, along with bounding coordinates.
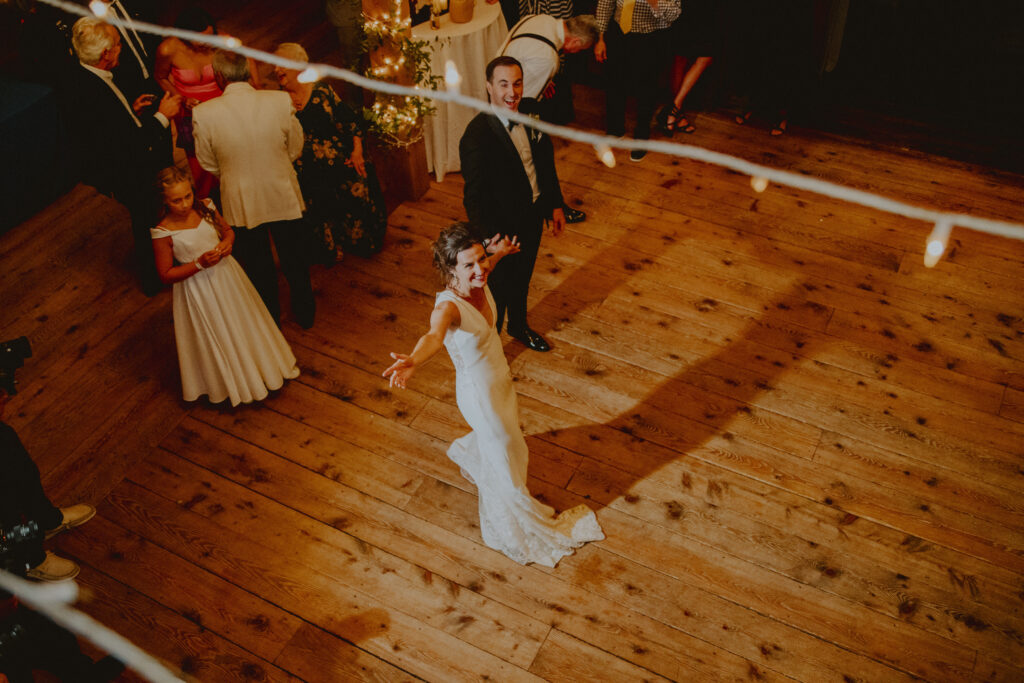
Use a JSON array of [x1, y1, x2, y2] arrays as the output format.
[[275, 42, 388, 263]]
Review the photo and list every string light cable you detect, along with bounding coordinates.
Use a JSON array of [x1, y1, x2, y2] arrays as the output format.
[[0, 569, 184, 682], [38, 0, 1024, 262]]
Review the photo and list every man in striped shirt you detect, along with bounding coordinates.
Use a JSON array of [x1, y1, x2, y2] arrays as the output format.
[[518, 0, 575, 21], [595, 0, 680, 161], [499, 0, 575, 36]]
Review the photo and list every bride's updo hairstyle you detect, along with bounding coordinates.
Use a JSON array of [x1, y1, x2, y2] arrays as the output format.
[[433, 222, 483, 287]]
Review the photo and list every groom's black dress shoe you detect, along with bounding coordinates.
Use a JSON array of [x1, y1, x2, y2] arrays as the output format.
[[563, 206, 587, 224], [508, 327, 551, 352]]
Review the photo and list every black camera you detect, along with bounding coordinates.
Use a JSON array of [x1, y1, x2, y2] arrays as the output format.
[[0, 618, 28, 662], [0, 520, 35, 662], [0, 336, 32, 395], [1, 520, 41, 576]]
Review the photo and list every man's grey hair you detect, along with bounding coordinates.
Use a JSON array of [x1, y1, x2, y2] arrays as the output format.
[[212, 49, 250, 83], [71, 17, 116, 66], [565, 14, 600, 46]]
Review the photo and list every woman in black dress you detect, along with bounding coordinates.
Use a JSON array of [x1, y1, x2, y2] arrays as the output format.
[[274, 42, 387, 262]]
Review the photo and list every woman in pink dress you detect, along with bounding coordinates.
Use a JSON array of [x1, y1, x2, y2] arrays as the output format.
[[154, 8, 232, 198]]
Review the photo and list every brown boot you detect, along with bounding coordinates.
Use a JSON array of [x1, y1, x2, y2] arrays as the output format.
[[44, 504, 96, 539], [26, 551, 80, 582]]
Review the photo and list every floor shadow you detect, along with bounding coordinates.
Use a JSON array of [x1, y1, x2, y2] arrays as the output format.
[[508, 220, 829, 512], [539, 284, 825, 513]]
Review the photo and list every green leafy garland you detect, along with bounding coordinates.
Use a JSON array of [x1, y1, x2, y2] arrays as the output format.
[[362, 12, 442, 147]]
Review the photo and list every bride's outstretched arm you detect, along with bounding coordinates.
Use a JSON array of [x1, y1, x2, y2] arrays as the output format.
[[383, 301, 460, 389]]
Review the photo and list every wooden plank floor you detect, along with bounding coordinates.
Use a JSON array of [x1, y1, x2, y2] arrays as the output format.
[[4, 3, 1024, 681]]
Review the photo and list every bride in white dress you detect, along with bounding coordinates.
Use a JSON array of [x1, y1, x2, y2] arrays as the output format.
[[384, 223, 603, 567], [151, 166, 299, 406]]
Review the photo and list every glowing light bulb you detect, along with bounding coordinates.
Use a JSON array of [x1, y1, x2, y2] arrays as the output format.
[[750, 176, 768, 193], [224, 36, 242, 48], [89, 0, 109, 17], [594, 144, 615, 168], [923, 219, 953, 268], [445, 60, 461, 92], [297, 67, 320, 83]]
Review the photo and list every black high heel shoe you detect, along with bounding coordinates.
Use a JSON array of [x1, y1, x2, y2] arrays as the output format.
[[661, 105, 696, 134]]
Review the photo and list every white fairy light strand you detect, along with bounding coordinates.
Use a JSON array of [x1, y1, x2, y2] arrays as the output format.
[[40, 0, 1024, 247], [296, 66, 321, 83], [924, 218, 954, 268], [594, 143, 616, 168], [0, 569, 183, 682], [444, 59, 462, 93]]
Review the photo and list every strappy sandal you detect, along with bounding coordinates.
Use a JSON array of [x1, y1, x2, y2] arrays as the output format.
[[734, 110, 752, 125], [662, 105, 696, 134], [770, 119, 788, 136]]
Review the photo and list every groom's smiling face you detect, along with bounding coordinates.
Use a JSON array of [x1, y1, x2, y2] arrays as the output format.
[[486, 64, 523, 113]]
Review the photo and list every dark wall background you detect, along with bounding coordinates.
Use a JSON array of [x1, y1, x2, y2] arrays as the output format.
[[834, 1, 1024, 126], [2, 0, 1023, 169]]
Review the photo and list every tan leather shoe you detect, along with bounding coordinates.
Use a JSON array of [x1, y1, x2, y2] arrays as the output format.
[[44, 504, 96, 539], [26, 551, 80, 582]]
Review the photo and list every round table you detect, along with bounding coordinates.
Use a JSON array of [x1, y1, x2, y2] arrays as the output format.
[[412, 0, 508, 181]]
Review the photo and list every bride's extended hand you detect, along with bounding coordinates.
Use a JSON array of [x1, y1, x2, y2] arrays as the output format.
[[383, 352, 416, 389], [489, 234, 521, 259]]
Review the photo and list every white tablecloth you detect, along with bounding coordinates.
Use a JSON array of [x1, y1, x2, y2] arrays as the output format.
[[413, 0, 508, 181]]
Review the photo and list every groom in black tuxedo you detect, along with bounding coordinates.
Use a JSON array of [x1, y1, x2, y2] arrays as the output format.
[[459, 55, 566, 352]]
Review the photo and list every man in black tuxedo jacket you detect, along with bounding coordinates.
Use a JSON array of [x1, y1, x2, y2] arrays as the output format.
[[63, 16, 181, 295], [459, 55, 566, 352]]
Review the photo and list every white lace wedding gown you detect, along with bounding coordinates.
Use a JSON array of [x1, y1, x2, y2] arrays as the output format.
[[437, 288, 604, 567], [151, 211, 299, 406]]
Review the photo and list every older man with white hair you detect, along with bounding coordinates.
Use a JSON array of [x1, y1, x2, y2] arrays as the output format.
[[88, 0, 160, 93], [63, 16, 181, 295], [193, 50, 315, 328]]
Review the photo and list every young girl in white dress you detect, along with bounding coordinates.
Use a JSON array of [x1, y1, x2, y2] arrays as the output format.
[[152, 166, 299, 406], [384, 223, 603, 567]]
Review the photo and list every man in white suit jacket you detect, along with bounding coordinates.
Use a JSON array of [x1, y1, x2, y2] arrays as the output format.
[[194, 50, 315, 328]]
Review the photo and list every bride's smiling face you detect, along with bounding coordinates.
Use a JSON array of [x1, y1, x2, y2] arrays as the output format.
[[450, 244, 490, 292]]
